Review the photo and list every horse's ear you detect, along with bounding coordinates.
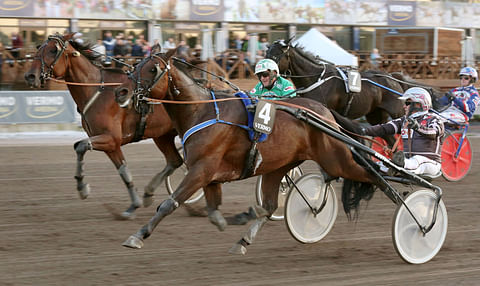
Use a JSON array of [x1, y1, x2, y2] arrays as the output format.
[[63, 33, 75, 41], [151, 43, 162, 54], [166, 47, 178, 59], [286, 36, 296, 45]]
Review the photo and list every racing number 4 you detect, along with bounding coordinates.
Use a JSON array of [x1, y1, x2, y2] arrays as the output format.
[[258, 102, 272, 125]]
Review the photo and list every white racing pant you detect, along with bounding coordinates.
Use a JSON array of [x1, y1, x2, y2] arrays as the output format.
[[404, 155, 442, 177]]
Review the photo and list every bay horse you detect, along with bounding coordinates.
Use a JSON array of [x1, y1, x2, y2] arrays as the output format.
[[24, 33, 183, 219], [114, 50, 387, 254], [266, 39, 406, 145]]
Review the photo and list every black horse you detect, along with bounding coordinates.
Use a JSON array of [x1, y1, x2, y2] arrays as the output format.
[[266, 39, 406, 145], [390, 72, 447, 111]]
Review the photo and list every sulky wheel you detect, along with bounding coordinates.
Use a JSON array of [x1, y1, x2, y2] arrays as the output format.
[[165, 146, 204, 204], [441, 131, 473, 181], [392, 190, 448, 264], [284, 173, 337, 244], [255, 166, 304, 221]]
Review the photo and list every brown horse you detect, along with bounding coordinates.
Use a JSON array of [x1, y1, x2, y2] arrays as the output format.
[[266, 39, 406, 145], [24, 34, 183, 219], [114, 50, 386, 254]]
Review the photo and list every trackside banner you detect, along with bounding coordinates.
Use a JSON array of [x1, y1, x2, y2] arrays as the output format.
[[0, 91, 78, 124]]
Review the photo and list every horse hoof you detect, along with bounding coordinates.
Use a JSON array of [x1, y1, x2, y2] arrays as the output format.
[[143, 194, 154, 207], [251, 205, 269, 218], [122, 235, 144, 249], [120, 211, 136, 220], [209, 210, 227, 231], [77, 184, 91, 200], [228, 243, 247, 255]]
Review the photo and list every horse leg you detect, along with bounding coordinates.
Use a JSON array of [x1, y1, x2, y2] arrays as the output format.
[[73, 138, 92, 199], [204, 183, 227, 231], [122, 165, 210, 249], [109, 153, 143, 219], [143, 133, 183, 207], [229, 168, 287, 255]]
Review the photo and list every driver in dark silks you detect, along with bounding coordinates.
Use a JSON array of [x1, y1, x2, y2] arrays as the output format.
[[362, 87, 445, 177]]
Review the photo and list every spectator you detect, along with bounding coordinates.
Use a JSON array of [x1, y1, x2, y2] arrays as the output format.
[[131, 39, 145, 57], [177, 40, 189, 60], [163, 37, 176, 50], [11, 32, 23, 59], [113, 36, 128, 68], [241, 35, 249, 53], [234, 35, 243, 50], [259, 37, 269, 57], [370, 48, 382, 68], [103, 31, 115, 57], [125, 35, 134, 55]]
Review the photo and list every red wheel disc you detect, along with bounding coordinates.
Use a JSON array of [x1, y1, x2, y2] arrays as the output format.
[[441, 133, 473, 181]]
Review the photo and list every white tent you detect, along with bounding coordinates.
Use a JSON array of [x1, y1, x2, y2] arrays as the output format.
[[293, 28, 358, 67]]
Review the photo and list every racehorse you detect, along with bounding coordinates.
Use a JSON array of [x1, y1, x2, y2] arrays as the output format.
[[114, 49, 387, 254], [24, 33, 183, 219], [266, 39, 406, 145]]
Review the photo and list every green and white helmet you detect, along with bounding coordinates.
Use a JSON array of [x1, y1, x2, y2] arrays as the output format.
[[255, 59, 279, 75]]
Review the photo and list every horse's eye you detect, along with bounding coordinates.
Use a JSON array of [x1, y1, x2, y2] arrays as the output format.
[[150, 67, 156, 73], [50, 47, 57, 54]]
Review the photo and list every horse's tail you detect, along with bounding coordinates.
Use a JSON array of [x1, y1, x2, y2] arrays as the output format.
[[341, 149, 379, 221], [329, 109, 364, 137], [330, 110, 378, 220]]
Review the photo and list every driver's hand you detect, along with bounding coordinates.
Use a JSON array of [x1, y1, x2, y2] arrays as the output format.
[[445, 91, 455, 101], [407, 117, 420, 130]]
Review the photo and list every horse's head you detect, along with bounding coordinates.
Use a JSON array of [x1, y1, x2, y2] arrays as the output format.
[[265, 39, 292, 73], [115, 48, 177, 108], [24, 33, 79, 88]]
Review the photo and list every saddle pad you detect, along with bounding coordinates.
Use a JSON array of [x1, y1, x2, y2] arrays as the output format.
[[234, 91, 268, 143]]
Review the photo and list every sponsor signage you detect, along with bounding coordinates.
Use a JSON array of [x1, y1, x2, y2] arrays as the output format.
[[0, 91, 78, 124], [0, 0, 33, 16], [388, 1, 416, 26], [190, 0, 224, 21]]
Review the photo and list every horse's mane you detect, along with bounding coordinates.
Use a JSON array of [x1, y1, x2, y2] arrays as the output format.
[[69, 40, 103, 63], [291, 43, 334, 67]]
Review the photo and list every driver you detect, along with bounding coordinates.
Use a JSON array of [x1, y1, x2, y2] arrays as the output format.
[[362, 87, 444, 177], [249, 59, 296, 100], [438, 67, 480, 122]]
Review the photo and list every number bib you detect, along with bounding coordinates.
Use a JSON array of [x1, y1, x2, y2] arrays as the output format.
[[253, 100, 276, 134], [348, 70, 362, 93]]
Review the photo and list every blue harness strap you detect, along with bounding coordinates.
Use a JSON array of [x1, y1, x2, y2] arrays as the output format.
[[181, 91, 266, 159], [234, 92, 268, 143], [362, 78, 403, 96]]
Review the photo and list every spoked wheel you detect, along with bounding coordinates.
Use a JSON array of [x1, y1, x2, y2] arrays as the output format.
[[441, 132, 473, 181], [284, 173, 337, 243], [392, 190, 448, 264], [255, 166, 304, 221], [165, 146, 204, 204]]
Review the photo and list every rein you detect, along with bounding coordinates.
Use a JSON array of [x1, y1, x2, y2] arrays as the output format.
[[143, 95, 386, 148], [48, 77, 123, 86]]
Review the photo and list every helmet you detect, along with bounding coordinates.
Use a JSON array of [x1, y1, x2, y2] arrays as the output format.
[[255, 59, 279, 75], [399, 87, 432, 112], [459, 67, 477, 82]]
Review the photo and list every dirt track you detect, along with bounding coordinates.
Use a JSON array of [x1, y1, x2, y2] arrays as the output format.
[[1, 138, 479, 285]]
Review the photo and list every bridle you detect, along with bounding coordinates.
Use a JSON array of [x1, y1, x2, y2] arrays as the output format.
[[127, 53, 173, 110], [36, 35, 70, 86]]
